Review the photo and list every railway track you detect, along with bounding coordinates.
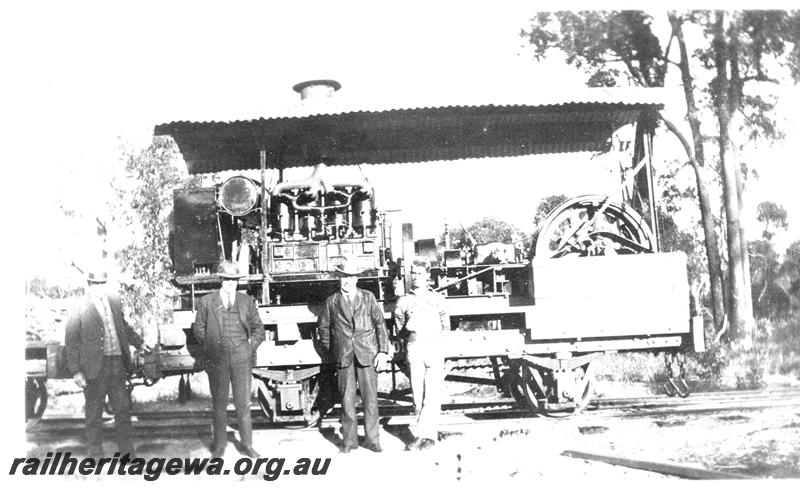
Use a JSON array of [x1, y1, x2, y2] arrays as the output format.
[[26, 387, 800, 442]]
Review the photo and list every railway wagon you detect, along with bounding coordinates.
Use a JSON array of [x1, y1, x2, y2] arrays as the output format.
[[26, 80, 705, 422]]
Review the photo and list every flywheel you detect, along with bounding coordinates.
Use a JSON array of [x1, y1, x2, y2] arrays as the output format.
[[534, 195, 655, 259]]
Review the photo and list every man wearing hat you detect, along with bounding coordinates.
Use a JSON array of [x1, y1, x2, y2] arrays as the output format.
[[318, 256, 391, 453], [193, 260, 265, 458], [65, 267, 150, 458]]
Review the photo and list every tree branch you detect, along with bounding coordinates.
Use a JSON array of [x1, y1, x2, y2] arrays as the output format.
[[664, 33, 675, 61], [741, 74, 780, 84], [658, 111, 696, 162]]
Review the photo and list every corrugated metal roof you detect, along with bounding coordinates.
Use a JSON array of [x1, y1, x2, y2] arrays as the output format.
[[155, 89, 663, 175]]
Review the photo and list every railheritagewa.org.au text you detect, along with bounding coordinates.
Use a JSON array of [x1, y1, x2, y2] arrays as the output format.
[[9, 452, 331, 481]]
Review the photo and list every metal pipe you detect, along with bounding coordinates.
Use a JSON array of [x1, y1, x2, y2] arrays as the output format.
[[434, 266, 494, 292]]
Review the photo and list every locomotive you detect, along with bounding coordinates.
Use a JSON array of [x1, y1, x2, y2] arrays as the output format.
[[26, 80, 704, 422]]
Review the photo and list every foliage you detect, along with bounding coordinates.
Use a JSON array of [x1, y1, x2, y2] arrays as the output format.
[[749, 240, 786, 317], [685, 342, 729, 391], [526, 11, 667, 87], [532, 194, 568, 228], [783, 240, 800, 290], [524, 9, 800, 342], [756, 200, 788, 240], [112, 136, 200, 340], [655, 159, 714, 323], [443, 216, 530, 252], [27, 276, 84, 300]]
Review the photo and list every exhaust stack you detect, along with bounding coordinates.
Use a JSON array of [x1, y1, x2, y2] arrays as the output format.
[[292, 79, 341, 104]]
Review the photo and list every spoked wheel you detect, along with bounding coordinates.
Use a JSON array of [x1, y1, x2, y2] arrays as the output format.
[[518, 360, 595, 418], [534, 195, 655, 258], [25, 377, 48, 422]]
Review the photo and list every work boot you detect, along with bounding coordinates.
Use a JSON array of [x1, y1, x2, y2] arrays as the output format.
[[362, 441, 382, 453], [241, 446, 261, 459], [405, 437, 424, 451], [418, 438, 436, 450]]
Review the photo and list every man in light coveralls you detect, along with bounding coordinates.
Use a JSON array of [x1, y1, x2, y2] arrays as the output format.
[[394, 256, 448, 450]]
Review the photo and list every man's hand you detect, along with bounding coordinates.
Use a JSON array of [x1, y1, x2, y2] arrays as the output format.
[[73, 372, 87, 389], [140, 344, 153, 355], [373, 352, 391, 371]]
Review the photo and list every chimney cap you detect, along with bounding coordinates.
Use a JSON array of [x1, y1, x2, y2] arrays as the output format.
[[292, 79, 342, 93]]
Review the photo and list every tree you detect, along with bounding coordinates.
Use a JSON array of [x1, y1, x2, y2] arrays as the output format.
[[756, 201, 788, 240], [533, 194, 568, 228], [523, 10, 800, 343], [748, 239, 787, 318], [781, 241, 800, 309], [657, 160, 709, 304], [111, 136, 200, 341], [443, 216, 530, 251], [701, 10, 800, 342], [524, 11, 725, 335]]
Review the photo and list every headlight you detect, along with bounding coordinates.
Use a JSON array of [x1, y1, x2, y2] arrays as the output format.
[[218, 176, 260, 216]]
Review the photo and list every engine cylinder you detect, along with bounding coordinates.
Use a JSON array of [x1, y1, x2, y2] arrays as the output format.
[[270, 201, 293, 234], [351, 199, 365, 233]]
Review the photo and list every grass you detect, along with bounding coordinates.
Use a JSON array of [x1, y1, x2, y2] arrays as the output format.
[[592, 317, 800, 394]]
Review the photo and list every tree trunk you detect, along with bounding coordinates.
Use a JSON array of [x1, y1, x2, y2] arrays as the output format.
[[713, 11, 749, 344], [670, 13, 726, 332], [728, 25, 757, 342]]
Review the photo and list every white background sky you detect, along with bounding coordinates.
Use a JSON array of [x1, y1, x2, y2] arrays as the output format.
[[2, 1, 800, 466], [5, 1, 799, 280]]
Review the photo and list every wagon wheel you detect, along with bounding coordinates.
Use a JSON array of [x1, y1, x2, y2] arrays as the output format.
[[534, 195, 654, 258], [518, 361, 594, 418], [25, 377, 48, 422]]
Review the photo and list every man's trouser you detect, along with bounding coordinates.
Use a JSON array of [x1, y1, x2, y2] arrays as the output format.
[[337, 361, 380, 448], [407, 344, 443, 441], [207, 346, 253, 450], [84, 355, 133, 456]]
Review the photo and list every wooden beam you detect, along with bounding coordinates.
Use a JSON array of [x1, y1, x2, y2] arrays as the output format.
[[561, 450, 753, 480]]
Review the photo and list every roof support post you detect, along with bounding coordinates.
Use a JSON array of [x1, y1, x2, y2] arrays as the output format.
[[643, 111, 660, 252], [260, 149, 271, 305], [632, 108, 660, 252]]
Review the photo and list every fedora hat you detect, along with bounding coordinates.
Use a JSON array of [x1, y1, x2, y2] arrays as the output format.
[[86, 268, 108, 284], [333, 256, 363, 276], [217, 260, 245, 279]]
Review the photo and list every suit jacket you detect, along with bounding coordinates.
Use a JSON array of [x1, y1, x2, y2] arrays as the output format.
[[65, 293, 144, 380], [192, 290, 266, 364], [318, 288, 389, 368]]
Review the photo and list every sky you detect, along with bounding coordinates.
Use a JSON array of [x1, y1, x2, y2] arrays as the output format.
[[5, 1, 799, 279]]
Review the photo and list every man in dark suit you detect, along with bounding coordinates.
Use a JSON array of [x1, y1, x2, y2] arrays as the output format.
[[65, 267, 149, 458], [318, 256, 391, 453], [193, 261, 265, 458]]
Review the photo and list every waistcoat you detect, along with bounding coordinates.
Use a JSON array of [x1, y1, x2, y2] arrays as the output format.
[[220, 300, 248, 347]]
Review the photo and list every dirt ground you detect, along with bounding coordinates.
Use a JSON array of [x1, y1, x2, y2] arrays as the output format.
[[26, 372, 800, 484]]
